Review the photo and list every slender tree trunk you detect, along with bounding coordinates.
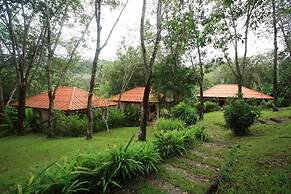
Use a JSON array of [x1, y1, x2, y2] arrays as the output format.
[[139, 0, 162, 141], [87, 51, 100, 139], [17, 83, 26, 135], [0, 46, 4, 113], [139, 77, 151, 141], [86, 0, 102, 140], [6, 84, 17, 106], [0, 76, 4, 113], [272, 0, 278, 110], [197, 46, 204, 120], [86, 0, 129, 139], [48, 94, 55, 136], [46, 0, 55, 137]]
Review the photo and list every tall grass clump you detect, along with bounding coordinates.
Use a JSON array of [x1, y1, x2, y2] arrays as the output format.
[[153, 128, 200, 159], [155, 118, 185, 131], [188, 126, 209, 141], [17, 136, 161, 194]]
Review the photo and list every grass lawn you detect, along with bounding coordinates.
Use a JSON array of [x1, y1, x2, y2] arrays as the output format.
[[0, 107, 291, 193], [0, 126, 155, 190], [119, 107, 291, 193]]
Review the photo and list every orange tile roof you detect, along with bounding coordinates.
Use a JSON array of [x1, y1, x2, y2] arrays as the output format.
[[202, 84, 273, 99], [111, 87, 158, 103], [11, 86, 117, 111]]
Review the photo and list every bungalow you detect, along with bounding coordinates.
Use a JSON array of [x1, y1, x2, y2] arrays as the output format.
[[201, 84, 273, 106], [111, 87, 159, 120], [11, 86, 117, 123]]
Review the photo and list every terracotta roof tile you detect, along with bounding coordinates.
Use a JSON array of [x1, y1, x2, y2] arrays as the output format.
[[202, 84, 273, 99], [111, 87, 158, 103], [11, 86, 117, 111]]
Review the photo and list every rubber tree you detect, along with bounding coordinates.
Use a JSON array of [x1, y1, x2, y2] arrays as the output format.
[[138, 0, 163, 141], [272, 0, 278, 110], [213, 0, 267, 98], [43, 0, 92, 137], [86, 0, 129, 140], [1, 0, 46, 134]]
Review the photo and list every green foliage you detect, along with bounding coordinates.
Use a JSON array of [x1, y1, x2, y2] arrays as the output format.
[[107, 108, 125, 128], [204, 101, 220, 113], [18, 136, 161, 194], [153, 60, 197, 104], [124, 105, 140, 126], [155, 118, 185, 131], [159, 108, 171, 118], [171, 102, 197, 126], [0, 106, 18, 134], [224, 100, 261, 135], [188, 126, 208, 141], [93, 108, 125, 131], [153, 128, 197, 159], [54, 111, 86, 137]]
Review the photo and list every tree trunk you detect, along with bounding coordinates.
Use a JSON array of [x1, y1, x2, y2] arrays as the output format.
[[17, 83, 26, 135], [86, 53, 100, 139], [139, 77, 151, 141], [197, 46, 204, 120], [86, 0, 102, 140], [86, 0, 128, 139], [0, 76, 4, 113], [272, 0, 278, 110], [138, 0, 162, 141], [47, 92, 55, 137], [46, 0, 55, 137]]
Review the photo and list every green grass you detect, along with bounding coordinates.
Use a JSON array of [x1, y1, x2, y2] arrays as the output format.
[[203, 107, 291, 194], [0, 127, 155, 190]]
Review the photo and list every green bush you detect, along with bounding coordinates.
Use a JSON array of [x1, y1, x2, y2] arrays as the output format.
[[155, 118, 185, 131], [224, 100, 261, 135], [189, 126, 208, 141], [0, 106, 17, 134], [171, 102, 197, 126], [159, 108, 171, 118], [93, 108, 125, 131], [204, 101, 220, 113], [108, 108, 125, 128], [153, 129, 197, 159], [18, 136, 161, 194], [124, 105, 140, 126], [54, 111, 86, 137]]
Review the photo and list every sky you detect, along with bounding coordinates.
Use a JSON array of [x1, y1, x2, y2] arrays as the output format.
[[61, 0, 282, 61]]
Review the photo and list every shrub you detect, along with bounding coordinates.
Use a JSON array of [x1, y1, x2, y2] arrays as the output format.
[[159, 108, 171, 118], [93, 108, 125, 131], [124, 105, 140, 126], [0, 106, 17, 134], [155, 118, 185, 131], [224, 100, 261, 135], [107, 108, 125, 128], [153, 129, 197, 159], [189, 126, 208, 141], [171, 102, 197, 126], [204, 101, 220, 113], [54, 111, 86, 137], [18, 136, 161, 194]]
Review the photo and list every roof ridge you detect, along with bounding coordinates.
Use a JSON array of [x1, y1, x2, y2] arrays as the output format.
[[68, 87, 76, 110]]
